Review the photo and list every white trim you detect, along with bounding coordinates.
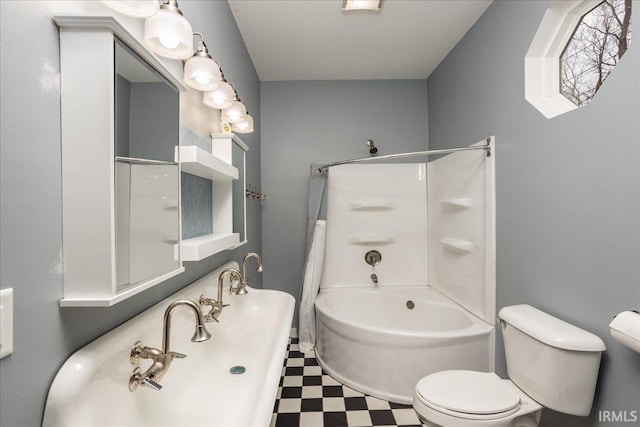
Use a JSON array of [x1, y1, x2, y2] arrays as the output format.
[[181, 233, 241, 261], [60, 267, 185, 307], [524, 0, 602, 118], [56, 15, 185, 306], [53, 14, 187, 92]]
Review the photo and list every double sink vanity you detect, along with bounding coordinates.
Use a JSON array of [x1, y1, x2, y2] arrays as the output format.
[[45, 6, 294, 425], [44, 261, 294, 426]]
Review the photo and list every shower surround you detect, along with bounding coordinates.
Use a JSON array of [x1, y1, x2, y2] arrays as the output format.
[[314, 138, 496, 404]]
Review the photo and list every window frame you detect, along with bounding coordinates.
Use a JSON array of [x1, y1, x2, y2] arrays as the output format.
[[525, 0, 604, 118]]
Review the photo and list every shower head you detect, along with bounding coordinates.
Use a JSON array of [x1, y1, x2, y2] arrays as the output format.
[[366, 139, 378, 154]]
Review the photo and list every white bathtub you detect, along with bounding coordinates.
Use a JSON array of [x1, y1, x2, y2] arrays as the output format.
[[43, 262, 294, 427], [315, 286, 494, 404]]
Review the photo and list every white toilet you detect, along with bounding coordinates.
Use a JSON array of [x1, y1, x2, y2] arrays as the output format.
[[413, 304, 606, 427]]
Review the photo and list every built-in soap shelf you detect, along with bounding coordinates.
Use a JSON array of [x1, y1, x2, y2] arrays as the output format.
[[347, 235, 397, 246], [440, 197, 474, 209], [347, 201, 394, 211], [176, 145, 238, 181], [441, 237, 475, 254]]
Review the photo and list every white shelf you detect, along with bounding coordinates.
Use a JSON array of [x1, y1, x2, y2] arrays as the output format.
[[441, 237, 475, 254], [60, 267, 185, 307], [347, 235, 398, 246], [181, 233, 240, 261], [177, 146, 238, 180], [440, 197, 474, 209], [347, 201, 394, 211]]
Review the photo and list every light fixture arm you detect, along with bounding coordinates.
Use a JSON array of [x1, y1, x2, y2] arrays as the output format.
[[215, 61, 228, 81], [160, 0, 183, 16], [228, 82, 240, 100], [192, 32, 212, 58]]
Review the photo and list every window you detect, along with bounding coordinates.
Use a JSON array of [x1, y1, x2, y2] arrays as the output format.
[[560, 0, 632, 107], [525, 0, 633, 118]]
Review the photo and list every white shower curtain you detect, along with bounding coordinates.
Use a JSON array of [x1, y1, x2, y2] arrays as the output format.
[[298, 170, 327, 354], [298, 220, 326, 354]]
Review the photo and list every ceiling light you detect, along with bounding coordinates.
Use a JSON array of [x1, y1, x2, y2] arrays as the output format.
[[102, 0, 159, 17], [184, 33, 222, 91], [341, 0, 383, 12], [144, 0, 193, 60]]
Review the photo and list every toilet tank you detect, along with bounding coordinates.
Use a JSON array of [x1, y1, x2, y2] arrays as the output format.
[[499, 305, 605, 416]]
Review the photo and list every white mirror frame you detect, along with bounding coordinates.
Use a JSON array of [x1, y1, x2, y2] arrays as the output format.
[[525, 0, 603, 119], [55, 15, 187, 307]]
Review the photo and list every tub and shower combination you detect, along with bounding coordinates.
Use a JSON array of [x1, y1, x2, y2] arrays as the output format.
[[304, 139, 496, 404], [315, 287, 493, 404]]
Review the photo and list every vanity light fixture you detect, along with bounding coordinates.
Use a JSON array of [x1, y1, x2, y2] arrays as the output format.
[[221, 99, 247, 124], [220, 89, 248, 124], [102, 0, 159, 17], [183, 33, 222, 91], [341, 0, 383, 12], [232, 113, 254, 134], [143, 0, 193, 60], [202, 79, 235, 109]]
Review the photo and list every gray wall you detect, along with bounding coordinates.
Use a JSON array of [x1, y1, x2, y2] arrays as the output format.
[[427, 1, 640, 426], [0, 1, 261, 426], [260, 80, 428, 322]]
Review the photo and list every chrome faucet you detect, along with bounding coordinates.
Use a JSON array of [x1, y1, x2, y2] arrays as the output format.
[[129, 299, 211, 391], [370, 273, 378, 284], [199, 268, 241, 322], [233, 252, 264, 295]]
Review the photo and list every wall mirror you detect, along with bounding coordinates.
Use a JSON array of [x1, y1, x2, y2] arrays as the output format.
[[114, 39, 181, 293]]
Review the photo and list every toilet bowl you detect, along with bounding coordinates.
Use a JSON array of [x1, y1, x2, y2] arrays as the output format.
[[412, 305, 606, 427], [413, 371, 542, 427]]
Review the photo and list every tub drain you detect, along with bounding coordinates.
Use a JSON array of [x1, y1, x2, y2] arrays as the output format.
[[230, 366, 246, 375], [406, 300, 415, 310]]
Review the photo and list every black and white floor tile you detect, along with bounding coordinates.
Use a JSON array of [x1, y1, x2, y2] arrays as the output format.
[[271, 338, 426, 427]]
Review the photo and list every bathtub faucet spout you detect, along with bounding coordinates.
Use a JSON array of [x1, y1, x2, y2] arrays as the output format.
[[370, 273, 378, 284]]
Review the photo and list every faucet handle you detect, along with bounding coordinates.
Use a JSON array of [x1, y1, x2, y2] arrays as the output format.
[[167, 351, 187, 359], [198, 294, 213, 307], [129, 367, 163, 392], [141, 376, 163, 391], [204, 313, 220, 323]]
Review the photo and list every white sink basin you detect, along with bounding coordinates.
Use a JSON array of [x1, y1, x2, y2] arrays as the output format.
[[43, 261, 294, 427]]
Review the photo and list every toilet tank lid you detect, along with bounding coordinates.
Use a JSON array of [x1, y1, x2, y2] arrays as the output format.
[[499, 305, 606, 352]]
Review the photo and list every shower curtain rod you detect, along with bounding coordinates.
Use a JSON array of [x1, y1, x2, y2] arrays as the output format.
[[315, 140, 491, 175]]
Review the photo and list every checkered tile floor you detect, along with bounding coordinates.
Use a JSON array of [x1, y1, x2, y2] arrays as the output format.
[[270, 338, 426, 427]]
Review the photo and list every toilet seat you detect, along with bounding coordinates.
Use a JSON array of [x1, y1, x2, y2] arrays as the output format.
[[415, 370, 521, 421]]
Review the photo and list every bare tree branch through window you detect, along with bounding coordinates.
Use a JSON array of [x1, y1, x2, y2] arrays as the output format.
[[560, 0, 632, 106]]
